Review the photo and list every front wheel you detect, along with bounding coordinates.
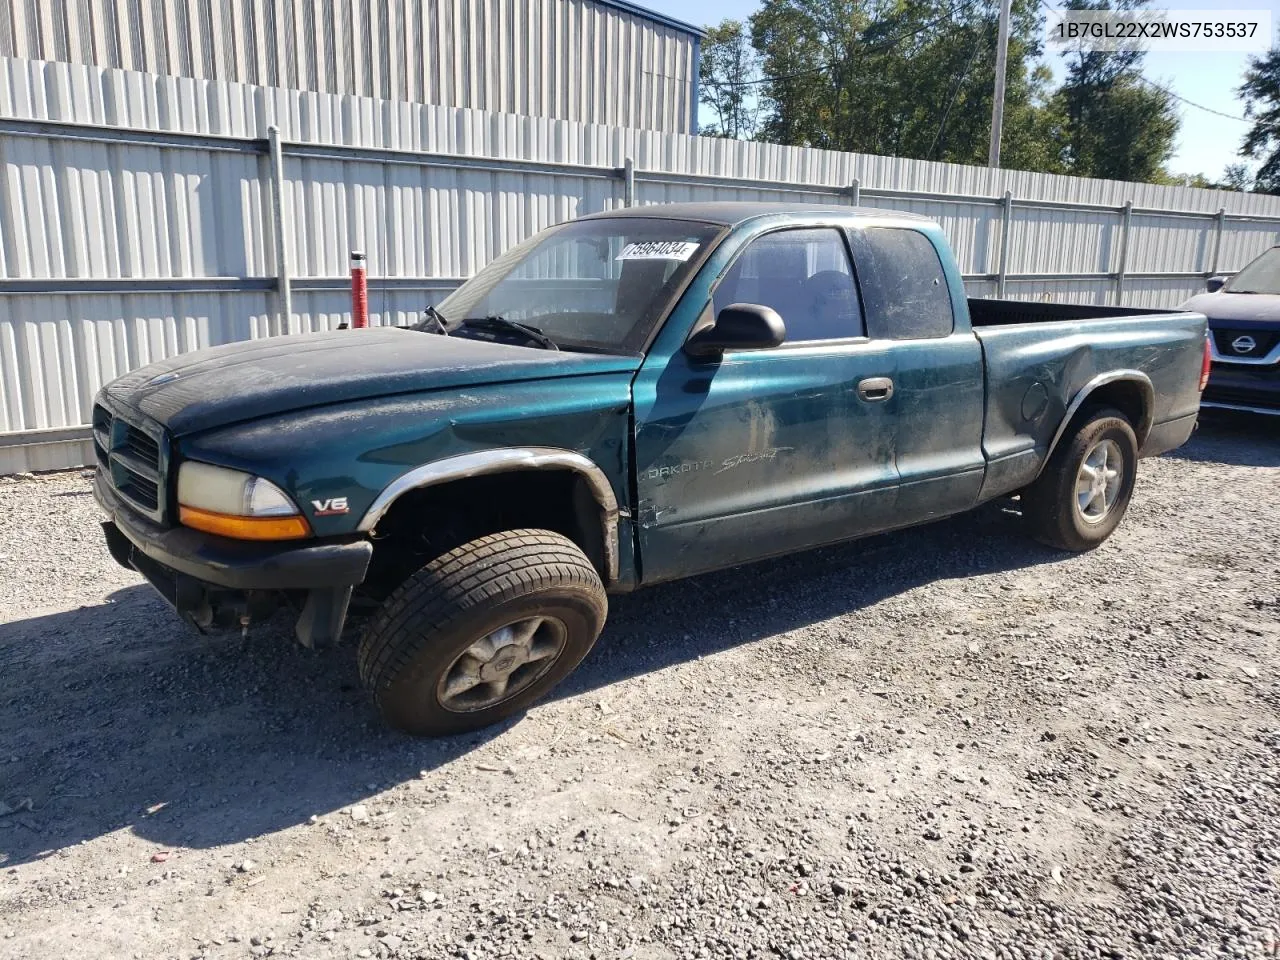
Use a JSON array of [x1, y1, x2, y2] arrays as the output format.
[[1021, 407, 1139, 552], [358, 529, 607, 736]]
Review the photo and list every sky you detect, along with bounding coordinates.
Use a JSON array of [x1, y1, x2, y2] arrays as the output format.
[[638, 0, 1280, 181]]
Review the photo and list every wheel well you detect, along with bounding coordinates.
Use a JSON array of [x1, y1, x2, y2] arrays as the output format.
[[361, 470, 608, 599], [1074, 379, 1152, 446]]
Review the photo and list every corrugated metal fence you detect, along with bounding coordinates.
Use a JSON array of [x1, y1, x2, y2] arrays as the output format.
[[3, 56, 1280, 473], [0, 0, 699, 133]]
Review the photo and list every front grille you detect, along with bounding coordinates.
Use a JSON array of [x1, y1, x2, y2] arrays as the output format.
[[116, 470, 160, 510], [1212, 328, 1280, 360], [92, 406, 112, 465], [93, 403, 168, 520], [123, 425, 160, 467]]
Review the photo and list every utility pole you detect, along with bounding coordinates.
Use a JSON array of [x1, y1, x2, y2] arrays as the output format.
[[988, 0, 1012, 168]]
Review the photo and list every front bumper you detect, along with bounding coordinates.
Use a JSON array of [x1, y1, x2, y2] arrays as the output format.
[[1202, 362, 1280, 415], [95, 471, 373, 646]]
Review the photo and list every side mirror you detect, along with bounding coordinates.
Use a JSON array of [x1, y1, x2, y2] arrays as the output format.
[[1205, 276, 1227, 293], [685, 303, 786, 358]]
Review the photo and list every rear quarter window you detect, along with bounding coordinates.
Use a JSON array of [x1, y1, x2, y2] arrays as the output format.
[[853, 228, 954, 340]]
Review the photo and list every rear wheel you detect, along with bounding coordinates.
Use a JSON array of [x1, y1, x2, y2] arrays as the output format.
[[358, 529, 607, 736], [1022, 407, 1139, 552]]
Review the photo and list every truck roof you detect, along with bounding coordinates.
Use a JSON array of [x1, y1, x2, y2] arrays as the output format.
[[579, 201, 935, 227]]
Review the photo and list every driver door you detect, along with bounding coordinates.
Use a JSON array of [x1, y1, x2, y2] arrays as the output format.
[[631, 226, 901, 584]]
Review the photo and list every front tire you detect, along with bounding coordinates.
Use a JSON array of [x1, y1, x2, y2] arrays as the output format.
[[1022, 407, 1139, 552], [358, 529, 607, 736]]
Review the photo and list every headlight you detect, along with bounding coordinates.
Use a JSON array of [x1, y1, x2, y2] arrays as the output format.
[[176, 461, 311, 541]]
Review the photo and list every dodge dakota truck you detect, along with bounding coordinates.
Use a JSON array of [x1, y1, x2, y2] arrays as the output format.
[[92, 203, 1209, 736]]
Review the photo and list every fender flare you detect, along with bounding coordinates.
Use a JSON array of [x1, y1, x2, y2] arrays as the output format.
[[1043, 370, 1155, 464], [356, 447, 621, 583]]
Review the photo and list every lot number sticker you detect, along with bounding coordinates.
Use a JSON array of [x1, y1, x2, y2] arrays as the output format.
[[616, 240, 700, 261]]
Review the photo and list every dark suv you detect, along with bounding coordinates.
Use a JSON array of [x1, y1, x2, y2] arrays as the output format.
[[1182, 245, 1280, 415]]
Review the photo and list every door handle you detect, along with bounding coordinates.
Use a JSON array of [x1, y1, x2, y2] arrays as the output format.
[[857, 377, 894, 402]]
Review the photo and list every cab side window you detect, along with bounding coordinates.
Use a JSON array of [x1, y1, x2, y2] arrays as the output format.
[[853, 228, 955, 340], [712, 228, 864, 343]]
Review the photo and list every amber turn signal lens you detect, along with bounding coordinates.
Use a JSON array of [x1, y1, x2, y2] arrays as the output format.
[[179, 505, 311, 541]]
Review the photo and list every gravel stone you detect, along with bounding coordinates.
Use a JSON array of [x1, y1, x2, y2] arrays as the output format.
[[0, 415, 1277, 959]]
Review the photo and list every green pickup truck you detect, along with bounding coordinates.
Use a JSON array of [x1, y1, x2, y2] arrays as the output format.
[[92, 203, 1209, 735]]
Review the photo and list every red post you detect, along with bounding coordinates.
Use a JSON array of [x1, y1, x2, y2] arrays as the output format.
[[350, 250, 369, 329]]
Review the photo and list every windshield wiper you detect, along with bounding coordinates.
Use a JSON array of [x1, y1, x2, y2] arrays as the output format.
[[456, 315, 560, 351], [412, 304, 450, 334]]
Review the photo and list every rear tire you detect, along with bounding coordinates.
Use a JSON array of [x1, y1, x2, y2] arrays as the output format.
[[358, 529, 607, 736], [1022, 407, 1139, 552]]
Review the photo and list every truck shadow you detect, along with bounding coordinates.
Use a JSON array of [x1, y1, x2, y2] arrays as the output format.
[[1171, 410, 1280, 467], [0, 501, 1056, 868]]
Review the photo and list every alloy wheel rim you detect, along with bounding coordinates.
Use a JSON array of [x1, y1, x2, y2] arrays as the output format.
[[1075, 438, 1124, 524], [436, 616, 568, 713]]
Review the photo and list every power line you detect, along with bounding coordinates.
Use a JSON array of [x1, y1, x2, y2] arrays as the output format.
[[1131, 75, 1250, 124], [702, 65, 819, 90], [929, 23, 991, 160], [707, 0, 1261, 131]]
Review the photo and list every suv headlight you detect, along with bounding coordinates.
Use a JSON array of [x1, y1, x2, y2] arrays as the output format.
[[176, 461, 311, 541]]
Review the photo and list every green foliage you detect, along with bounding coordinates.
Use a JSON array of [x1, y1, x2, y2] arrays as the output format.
[[699, 20, 762, 139], [1222, 163, 1253, 193], [695, 0, 1185, 185], [1051, 76, 1177, 182], [742, 0, 1064, 171], [1155, 171, 1229, 190], [1050, 1, 1178, 182], [1238, 50, 1280, 194]]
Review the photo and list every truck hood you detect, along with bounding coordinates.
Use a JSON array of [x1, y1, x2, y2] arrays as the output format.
[[1178, 291, 1280, 326], [103, 328, 642, 436]]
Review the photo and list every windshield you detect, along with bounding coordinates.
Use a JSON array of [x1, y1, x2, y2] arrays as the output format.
[[436, 217, 723, 353], [1224, 246, 1280, 295]]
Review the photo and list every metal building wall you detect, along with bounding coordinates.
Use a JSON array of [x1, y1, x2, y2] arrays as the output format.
[[3, 57, 1280, 472], [0, 0, 699, 133]]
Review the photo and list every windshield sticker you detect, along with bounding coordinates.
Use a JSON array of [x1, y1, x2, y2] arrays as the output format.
[[616, 240, 701, 262]]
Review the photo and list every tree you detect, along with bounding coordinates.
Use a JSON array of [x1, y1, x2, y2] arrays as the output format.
[[1051, 0, 1179, 182], [1157, 172, 1224, 190], [1222, 163, 1253, 192], [747, 0, 842, 149], [1055, 77, 1177, 181], [699, 20, 762, 139], [745, 0, 1064, 172], [731, 0, 1182, 184], [1238, 49, 1280, 193]]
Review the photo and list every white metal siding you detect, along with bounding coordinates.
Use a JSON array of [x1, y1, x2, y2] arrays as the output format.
[[2, 0, 698, 133], [3, 57, 1280, 472]]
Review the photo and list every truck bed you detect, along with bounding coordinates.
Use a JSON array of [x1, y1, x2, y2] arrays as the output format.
[[968, 297, 1165, 327], [968, 301, 1206, 503]]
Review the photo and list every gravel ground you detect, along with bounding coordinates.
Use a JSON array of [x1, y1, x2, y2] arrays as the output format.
[[1, 412, 1277, 960]]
